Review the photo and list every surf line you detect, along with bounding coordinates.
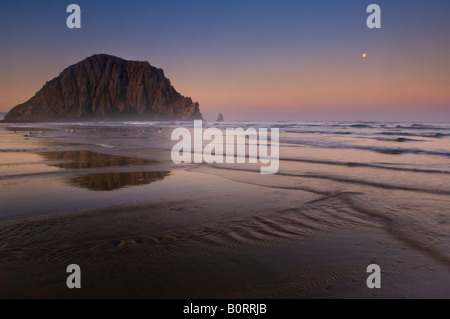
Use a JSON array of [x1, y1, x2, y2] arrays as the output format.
[[171, 120, 279, 174]]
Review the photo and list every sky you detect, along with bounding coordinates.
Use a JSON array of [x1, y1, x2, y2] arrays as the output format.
[[0, 0, 449, 121]]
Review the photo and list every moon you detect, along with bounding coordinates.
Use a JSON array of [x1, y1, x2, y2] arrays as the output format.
[[362, 53, 367, 58]]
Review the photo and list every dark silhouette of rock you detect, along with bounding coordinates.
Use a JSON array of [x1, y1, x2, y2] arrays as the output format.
[[4, 54, 202, 122], [216, 113, 224, 122]]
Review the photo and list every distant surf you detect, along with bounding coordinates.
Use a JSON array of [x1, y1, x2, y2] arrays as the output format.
[[1, 119, 450, 298]]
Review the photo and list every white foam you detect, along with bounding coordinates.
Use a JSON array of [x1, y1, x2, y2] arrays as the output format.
[[97, 144, 115, 148]]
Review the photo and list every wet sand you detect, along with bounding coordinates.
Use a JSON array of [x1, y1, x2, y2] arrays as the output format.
[[1, 124, 450, 298], [1, 169, 450, 298], [1, 202, 449, 299]]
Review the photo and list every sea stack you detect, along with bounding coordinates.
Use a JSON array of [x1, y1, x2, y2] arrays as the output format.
[[216, 113, 224, 122], [4, 54, 203, 122]]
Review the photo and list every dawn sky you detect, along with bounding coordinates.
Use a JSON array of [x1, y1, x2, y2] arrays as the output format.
[[1, 0, 449, 121]]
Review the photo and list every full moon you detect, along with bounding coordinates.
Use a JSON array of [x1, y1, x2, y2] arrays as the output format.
[[362, 53, 367, 58]]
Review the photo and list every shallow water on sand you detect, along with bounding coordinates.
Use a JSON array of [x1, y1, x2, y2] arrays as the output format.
[[0, 121, 449, 275]]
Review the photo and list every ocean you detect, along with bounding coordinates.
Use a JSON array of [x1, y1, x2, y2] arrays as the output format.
[[0, 119, 449, 297]]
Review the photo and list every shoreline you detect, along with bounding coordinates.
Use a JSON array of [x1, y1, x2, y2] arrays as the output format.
[[1, 169, 450, 298], [1, 210, 449, 298], [1, 122, 449, 298]]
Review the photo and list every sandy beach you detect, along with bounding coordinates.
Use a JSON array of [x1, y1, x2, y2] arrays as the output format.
[[1, 122, 449, 298], [2, 0, 450, 302], [1, 204, 450, 299]]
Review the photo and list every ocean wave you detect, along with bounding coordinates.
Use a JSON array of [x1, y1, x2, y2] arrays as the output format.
[[398, 124, 446, 130], [0, 148, 55, 153], [421, 133, 448, 138], [282, 129, 352, 135], [378, 131, 448, 138], [281, 139, 450, 157], [349, 124, 374, 128], [209, 165, 450, 196], [376, 137, 422, 142], [278, 157, 450, 175], [96, 144, 115, 148]]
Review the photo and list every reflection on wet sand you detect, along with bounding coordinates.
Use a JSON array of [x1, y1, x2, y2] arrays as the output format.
[[70, 171, 170, 191], [36, 150, 168, 191], [38, 150, 155, 169]]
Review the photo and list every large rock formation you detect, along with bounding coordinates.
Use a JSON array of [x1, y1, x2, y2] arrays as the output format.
[[216, 113, 224, 122], [5, 54, 202, 122]]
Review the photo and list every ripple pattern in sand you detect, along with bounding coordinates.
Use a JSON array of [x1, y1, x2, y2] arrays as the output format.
[[0, 195, 381, 264]]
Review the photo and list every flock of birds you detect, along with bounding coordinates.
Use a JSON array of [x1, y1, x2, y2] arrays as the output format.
[[20, 128, 163, 138], [22, 131, 44, 137], [88, 128, 163, 134]]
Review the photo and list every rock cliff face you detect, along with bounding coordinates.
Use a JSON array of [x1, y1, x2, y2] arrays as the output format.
[[216, 113, 224, 122], [5, 54, 202, 122]]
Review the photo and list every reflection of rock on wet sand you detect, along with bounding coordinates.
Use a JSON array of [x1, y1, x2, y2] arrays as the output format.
[[37, 150, 169, 191], [38, 150, 155, 169], [71, 171, 170, 191]]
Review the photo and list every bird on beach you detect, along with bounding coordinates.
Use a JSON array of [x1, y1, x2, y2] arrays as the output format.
[[24, 132, 32, 137]]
